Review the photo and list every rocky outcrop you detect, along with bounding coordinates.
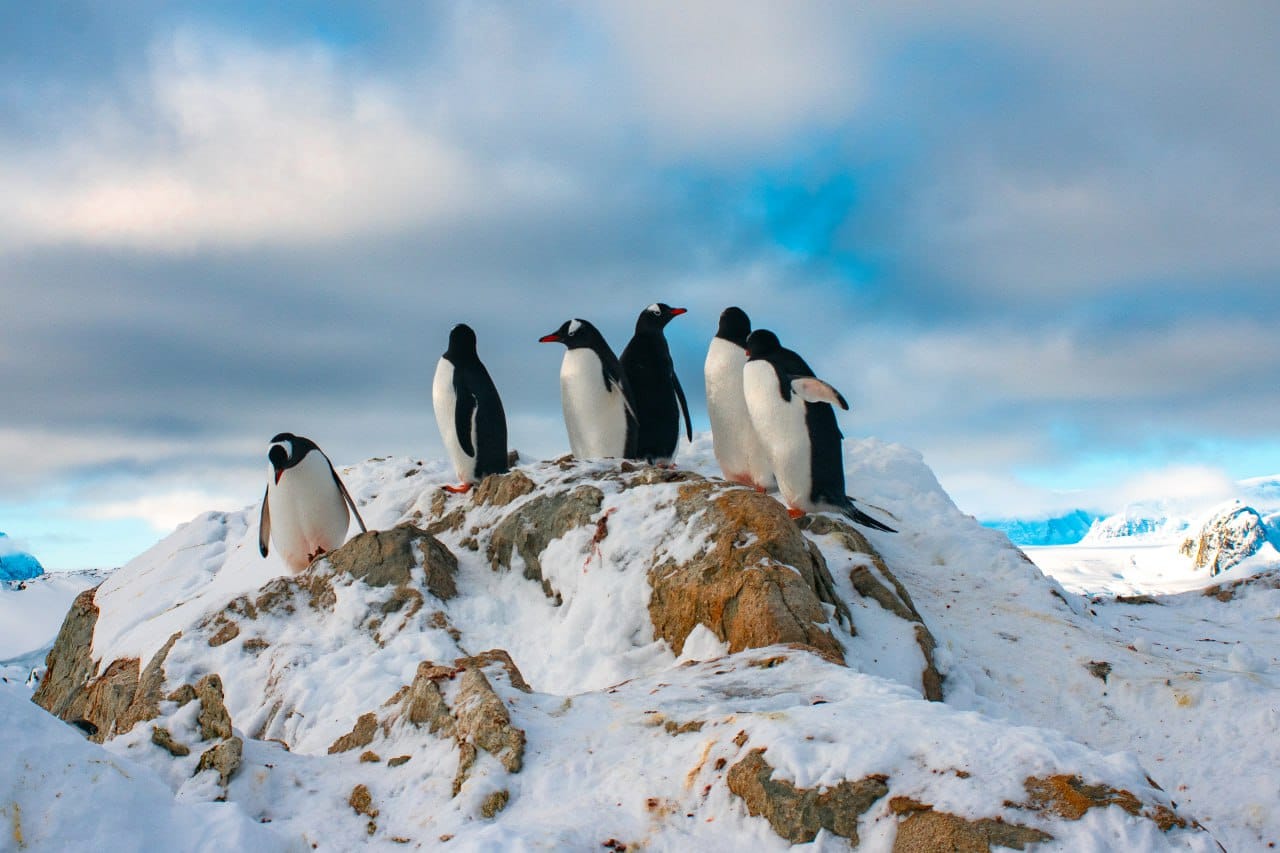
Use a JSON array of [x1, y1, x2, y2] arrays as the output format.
[[649, 483, 851, 663], [726, 749, 888, 844], [487, 484, 604, 604], [1180, 504, 1271, 576], [889, 798, 1052, 852]]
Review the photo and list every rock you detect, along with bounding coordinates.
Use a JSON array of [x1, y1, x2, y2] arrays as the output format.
[[31, 588, 100, 720], [196, 736, 243, 788], [1179, 504, 1271, 576], [889, 798, 1052, 852], [480, 789, 510, 819], [472, 470, 536, 507], [327, 524, 458, 600], [1018, 774, 1189, 831], [488, 485, 604, 603], [195, 674, 234, 741], [1202, 568, 1280, 602], [349, 784, 378, 819], [455, 649, 533, 693], [726, 748, 888, 844], [150, 725, 191, 757], [329, 712, 380, 754], [648, 484, 847, 663], [453, 666, 526, 780]]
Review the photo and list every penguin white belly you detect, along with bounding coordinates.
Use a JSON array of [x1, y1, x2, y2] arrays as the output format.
[[432, 358, 478, 484], [705, 340, 775, 489], [744, 361, 812, 510], [267, 453, 351, 572], [561, 348, 627, 458]]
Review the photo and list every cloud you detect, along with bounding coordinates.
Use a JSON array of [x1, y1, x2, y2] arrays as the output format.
[[83, 489, 245, 532]]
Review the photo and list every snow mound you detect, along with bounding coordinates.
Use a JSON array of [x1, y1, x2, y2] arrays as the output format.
[[22, 438, 1239, 848]]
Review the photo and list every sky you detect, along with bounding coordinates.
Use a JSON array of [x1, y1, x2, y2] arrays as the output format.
[[3, 2, 1279, 569]]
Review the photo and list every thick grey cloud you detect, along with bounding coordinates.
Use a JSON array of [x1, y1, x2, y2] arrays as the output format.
[[2, 2, 1278, 555]]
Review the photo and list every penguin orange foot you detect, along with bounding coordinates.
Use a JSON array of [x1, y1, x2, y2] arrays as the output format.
[[787, 507, 806, 520], [442, 483, 473, 494]]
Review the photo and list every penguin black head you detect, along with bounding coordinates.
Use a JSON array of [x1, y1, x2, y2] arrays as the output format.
[[445, 323, 478, 361], [744, 329, 781, 360], [634, 302, 687, 334], [268, 432, 317, 483], [539, 318, 607, 350], [716, 306, 751, 347]]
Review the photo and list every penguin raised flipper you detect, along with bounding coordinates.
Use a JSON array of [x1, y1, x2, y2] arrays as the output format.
[[261, 433, 364, 573], [620, 303, 692, 465], [541, 319, 637, 460], [743, 329, 895, 534], [433, 324, 510, 493], [791, 376, 849, 410], [705, 307, 775, 491]]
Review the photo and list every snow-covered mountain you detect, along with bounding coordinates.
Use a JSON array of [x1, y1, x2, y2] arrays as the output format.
[[982, 509, 1099, 546], [8, 437, 1278, 849], [1, 569, 110, 688], [0, 531, 45, 581]]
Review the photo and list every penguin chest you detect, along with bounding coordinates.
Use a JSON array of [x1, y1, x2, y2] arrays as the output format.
[[268, 453, 351, 570], [743, 361, 812, 508], [706, 340, 774, 487], [560, 349, 627, 458], [432, 358, 478, 483]]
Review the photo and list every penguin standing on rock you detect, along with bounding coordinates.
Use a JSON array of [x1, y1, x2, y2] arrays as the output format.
[[620, 303, 692, 465], [259, 433, 367, 573], [743, 330, 895, 532], [704, 306, 775, 491], [433, 323, 509, 493], [540, 318, 638, 459]]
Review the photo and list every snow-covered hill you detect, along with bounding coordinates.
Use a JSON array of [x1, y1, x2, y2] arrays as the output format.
[[1, 569, 108, 687], [10, 437, 1278, 849]]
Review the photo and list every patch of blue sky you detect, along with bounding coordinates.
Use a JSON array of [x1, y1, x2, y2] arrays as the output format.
[[0, 500, 158, 572]]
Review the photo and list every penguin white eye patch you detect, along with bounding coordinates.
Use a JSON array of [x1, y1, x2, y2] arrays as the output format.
[[271, 441, 292, 458], [567, 319, 583, 335], [646, 303, 661, 315]]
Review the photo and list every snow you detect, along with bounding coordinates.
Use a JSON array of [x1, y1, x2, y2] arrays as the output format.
[[3, 435, 1277, 848], [0, 570, 106, 687]]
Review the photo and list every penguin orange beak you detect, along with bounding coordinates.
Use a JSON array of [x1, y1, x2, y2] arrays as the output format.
[[539, 333, 561, 343], [274, 468, 284, 484], [670, 307, 687, 316]]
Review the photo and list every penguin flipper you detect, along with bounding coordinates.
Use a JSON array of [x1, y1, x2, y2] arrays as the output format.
[[672, 369, 693, 441], [842, 499, 896, 533], [258, 487, 271, 557], [791, 376, 849, 410], [328, 461, 368, 533], [453, 390, 477, 458]]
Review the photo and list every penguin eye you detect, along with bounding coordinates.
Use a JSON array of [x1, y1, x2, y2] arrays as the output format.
[[647, 303, 661, 316]]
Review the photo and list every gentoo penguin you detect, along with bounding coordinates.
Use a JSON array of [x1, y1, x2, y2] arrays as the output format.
[[539, 318, 638, 459], [620, 303, 693, 464], [743, 330, 895, 532], [259, 433, 367, 573], [704, 306, 775, 491], [432, 323, 509, 493]]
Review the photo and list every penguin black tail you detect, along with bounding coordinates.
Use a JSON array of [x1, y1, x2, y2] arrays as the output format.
[[841, 498, 897, 533]]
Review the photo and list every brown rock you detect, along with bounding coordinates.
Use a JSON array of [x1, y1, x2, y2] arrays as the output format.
[[208, 620, 240, 647], [726, 748, 888, 845], [329, 712, 380, 754], [196, 736, 243, 788], [388, 755, 411, 767], [889, 798, 1052, 852], [488, 485, 604, 603], [480, 789, 510, 819], [327, 524, 458, 601], [455, 649, 533, 693], [32, 587, 101, 721], [151, 725, 191, 757], [349, 784, 379, 818], [647, 485, 846, 663], [472, 470, 536, 507], [195, 674, 234, 741], [453, 667, 525, 775]]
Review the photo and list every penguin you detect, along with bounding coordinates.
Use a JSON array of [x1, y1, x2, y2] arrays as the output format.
[[259, 433, 367, 573], [432, 323, 510, 493], [704, 306, 775, 491], [742, 330, 895, 532], [620, 303, 693, 465], [539, 319, 638, 459]]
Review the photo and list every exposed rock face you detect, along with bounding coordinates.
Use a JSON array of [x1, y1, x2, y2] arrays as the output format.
[[487, 484, 604, 604], [328, 524, 458, 600], [726, 749, 888, 844], [1180, 504, 1271, 576], [31, 588, 99, 721], [889, 798, 1052, 852], [649, 483, 851, 663]]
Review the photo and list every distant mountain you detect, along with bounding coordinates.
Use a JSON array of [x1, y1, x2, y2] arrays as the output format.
[[982, 509, 1100, 546], [0, 532, 44, 582]]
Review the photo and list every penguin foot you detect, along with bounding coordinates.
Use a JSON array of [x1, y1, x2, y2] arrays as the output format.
[[787, 508, 806, 520], [442, 483, 473, 494]]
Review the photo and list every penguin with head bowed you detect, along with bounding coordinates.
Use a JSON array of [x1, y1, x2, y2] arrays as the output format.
[[704, 306, 775, 491], [620, 303, 693, 465], [259, 433, 367, 573], [742, 330, 895, 532], [433, 323, 509, 493], [540, 319, 638, 459]]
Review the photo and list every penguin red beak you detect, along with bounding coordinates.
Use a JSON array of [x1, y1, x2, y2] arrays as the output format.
[[274, 468, 284, 484], [538, 333, 561, 343], [670, 307, 687, 316]]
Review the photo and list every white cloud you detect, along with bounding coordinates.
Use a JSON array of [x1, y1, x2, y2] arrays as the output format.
[[82, 489, 244, 533]]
